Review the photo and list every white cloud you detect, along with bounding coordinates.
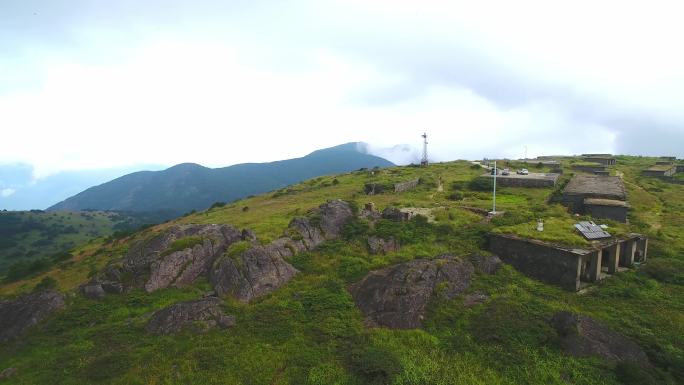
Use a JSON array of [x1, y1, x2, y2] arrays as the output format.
[[1, 0, 683, 176], [1, 188, 16, 198]]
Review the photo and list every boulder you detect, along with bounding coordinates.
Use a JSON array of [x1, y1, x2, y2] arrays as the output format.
[[0, 290, 65, 342], [367, 236, 400, 255], [470, 255, 502, 275], [211, 200, 353, 302], [146, 297, 235, 335], [550, 311, 650, 365], [349, 255, 474, 329], [381, 207, 409, 222], [80, 282, 106, 300], [211, 244, 299, 302]]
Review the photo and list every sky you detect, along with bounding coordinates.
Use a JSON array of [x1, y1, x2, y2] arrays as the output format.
[[2, 0, 684, 179]]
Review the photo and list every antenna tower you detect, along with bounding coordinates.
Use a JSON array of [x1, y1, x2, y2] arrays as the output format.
[[421, 132, 429, 167]]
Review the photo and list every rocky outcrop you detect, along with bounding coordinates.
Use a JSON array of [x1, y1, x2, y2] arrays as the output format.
[[367, 236, 400, 255], [470, 255, 502, 275], [0, 290, 65, 342], [0, 367, 18, 380], [211, 200, 353, 302], [100, 224, 244, 293], [550, 311, 650, 365], [80, 282, 106, 300], [463, 292, 488, 307], [211, 243, 299, 302], [146, 297, 235, 335], [349, 255, 474, 329]]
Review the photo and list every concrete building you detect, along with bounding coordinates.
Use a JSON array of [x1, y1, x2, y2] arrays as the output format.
[[561, 175, 628, 222], [642, 165, 677, 178], [582, 156, 616, 166], [489, 233, 647, 291]]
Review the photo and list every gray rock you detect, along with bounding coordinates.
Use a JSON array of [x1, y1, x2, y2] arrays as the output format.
[[0, 290, 65, 342], [550, 311, 650, 365], [80, 282, 105, 300], [349, 255, 474, 329], [101, 281, 124, 294], [211, 244, 299, 302], [367, 236, 400, 255], [116, 224, 242, 292], [382, 207, 409, 222], [146, 297, 235, 335], [211, 200, 353, 302], [241, 229, 257, 241], [0, 367, 17, 380], [470, 255, 502, 275]]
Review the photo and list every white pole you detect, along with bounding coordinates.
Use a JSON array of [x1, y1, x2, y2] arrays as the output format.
[[493, 160, 497, 214]]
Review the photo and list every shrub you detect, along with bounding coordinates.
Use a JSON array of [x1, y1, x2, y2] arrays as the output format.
[[338, 256, 369, 282], [447, 191, 464, 201], [242, 206, 249, 212], [347, 344, 402, 384], [639, 258, 684, 284], [342, 219, 370, 240], [33, 276, 57, 292], [161, 236, 205, 257], [468, 177, 494, 191], [614, 362, 657, 385], [470, 163, 482, 169], [210, 201, 226, 209]]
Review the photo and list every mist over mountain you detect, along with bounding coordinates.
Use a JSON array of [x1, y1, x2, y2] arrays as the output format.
[[0, 164, 165, 210], [48, 143, 393, 217]]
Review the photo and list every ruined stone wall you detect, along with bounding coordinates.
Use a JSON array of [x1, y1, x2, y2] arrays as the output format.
[[394, 178, 420, 193], [489, 234, 582, 291], [643, 168, 675, 177], [584, 204, 629, 223]]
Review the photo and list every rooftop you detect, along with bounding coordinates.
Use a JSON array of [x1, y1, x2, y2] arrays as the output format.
[[563, 175, 626, 200], [645, 165, 675, 172]]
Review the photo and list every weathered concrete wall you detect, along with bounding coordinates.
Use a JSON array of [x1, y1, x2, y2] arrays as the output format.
[[394, 178, 420, 193], [489, 234, 582, 291], [484, 174, 559, 188], [677, 165, 684, 173], [572, 164, 607, 173], [583, 157, 616, 165], [584, 204, 629, 223]]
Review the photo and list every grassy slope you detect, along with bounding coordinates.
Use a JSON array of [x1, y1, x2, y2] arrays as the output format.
[[0, 211, 135, 274], [0, 158, 683, 385]]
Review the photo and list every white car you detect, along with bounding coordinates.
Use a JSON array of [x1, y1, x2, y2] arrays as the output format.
[[517, 168, 529, 175]]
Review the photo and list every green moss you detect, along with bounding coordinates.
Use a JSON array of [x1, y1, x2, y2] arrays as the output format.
[[160, 236, 206, 257]]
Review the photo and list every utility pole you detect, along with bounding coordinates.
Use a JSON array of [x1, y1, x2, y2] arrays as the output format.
[[524, 145, 528, 161], [492, 160, 497, 214]]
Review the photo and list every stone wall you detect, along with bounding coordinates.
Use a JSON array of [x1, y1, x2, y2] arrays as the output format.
[[394, 178, 420, 193], [643, 167, 676, 177], [489, 234, 583, 291]]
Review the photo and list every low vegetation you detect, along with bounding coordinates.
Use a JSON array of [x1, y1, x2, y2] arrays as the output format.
[[1, 157, 683, 384]]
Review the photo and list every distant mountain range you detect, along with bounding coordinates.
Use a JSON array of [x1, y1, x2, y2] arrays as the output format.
[[48, 143, 393, 217], [0, 164, 166, 211]]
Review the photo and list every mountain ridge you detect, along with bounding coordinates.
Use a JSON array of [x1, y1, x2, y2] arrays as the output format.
[[48, 142, 393, 216]]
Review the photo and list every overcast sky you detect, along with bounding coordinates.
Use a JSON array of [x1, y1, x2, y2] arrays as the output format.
[[2, 0, 683, 178]]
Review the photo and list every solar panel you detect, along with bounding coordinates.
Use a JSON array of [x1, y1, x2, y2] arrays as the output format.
[[575, 221, 612, 240]]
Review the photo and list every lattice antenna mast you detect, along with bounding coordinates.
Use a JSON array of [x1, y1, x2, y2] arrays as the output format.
[[421, 132, 429, 167]]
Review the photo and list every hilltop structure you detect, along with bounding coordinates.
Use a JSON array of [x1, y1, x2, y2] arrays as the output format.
[[560, 175, 629, 222], [490, 232, 648, 291]]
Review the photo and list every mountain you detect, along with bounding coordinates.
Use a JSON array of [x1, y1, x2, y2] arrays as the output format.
[[48, 143, 394, 216], [0, 164, 165, 210]]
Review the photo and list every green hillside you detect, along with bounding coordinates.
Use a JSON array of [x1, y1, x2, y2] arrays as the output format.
[[1, 156, 683, 385]]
